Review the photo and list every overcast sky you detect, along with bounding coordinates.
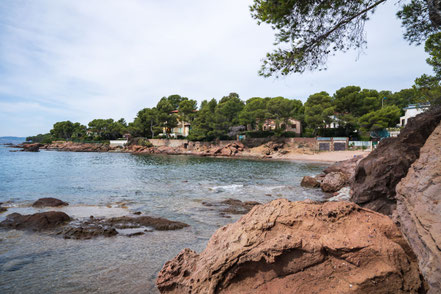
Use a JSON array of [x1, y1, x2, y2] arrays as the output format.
[[0, 0, 433, 136]]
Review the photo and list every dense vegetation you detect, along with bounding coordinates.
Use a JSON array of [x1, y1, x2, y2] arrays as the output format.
[[27, 82, 434, 143], [27, 1, 441, 143]]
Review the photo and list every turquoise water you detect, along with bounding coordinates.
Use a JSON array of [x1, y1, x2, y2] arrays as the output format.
[[0, 144, 327, 293]]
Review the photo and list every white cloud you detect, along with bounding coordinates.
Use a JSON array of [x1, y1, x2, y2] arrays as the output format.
[[0, 0, 433, 136]]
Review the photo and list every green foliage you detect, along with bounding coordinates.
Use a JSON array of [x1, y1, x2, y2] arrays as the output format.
[[187, 99, 217, 141], [26, 133, 53, 144], [304, 91, 334, 133], [245, 130, 275, 138], [50, 121, 87, 140], [130, 108, 160, 138], [251, 0, 441, 76], [87, 118, 126, 140], [358, 105, 401, 133], [211, 93, 245, 138]]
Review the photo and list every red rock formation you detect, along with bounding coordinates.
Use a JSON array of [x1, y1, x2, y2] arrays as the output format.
[[157, 199, 423, 294], [393, 122, 441, 293], [320, 172, 347, 192], [300, 176, 321, 188], [351, 106, 441, 215]]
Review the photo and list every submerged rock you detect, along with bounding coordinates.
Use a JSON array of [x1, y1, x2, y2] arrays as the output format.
[[393, 122, 441, 293], [0, 211, 70, 231], [57, 215, 189, 240], [59, 225, 118, 240], [351, 105, 441, 215], [157, 199, 423, 294], [202, 198, 260, 216], [106, 216, 189, 231], [32, 197, 69, 207]]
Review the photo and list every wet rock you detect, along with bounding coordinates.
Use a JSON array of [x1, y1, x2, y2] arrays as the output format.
[[157, 199, 423, 294], [202, 198, 261, 215], [351, 105, 441, 215], [21, 143, 41, 152], [60, 226, 118, 240], [300, 176, 320, 188], [58, 215, 188, 239], [32, 197, 69, 208], [0, 211, 70, 231], [393, 122, 441, 293], [320, 172, 347, 193], [107, 216, 189, 231], [133, 211, 142, 215]]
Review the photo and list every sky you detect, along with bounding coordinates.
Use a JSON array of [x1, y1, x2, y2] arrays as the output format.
[[0, 0, 434, 137]]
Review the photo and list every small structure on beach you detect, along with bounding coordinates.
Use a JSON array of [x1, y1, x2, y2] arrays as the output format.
[[317, 137, 349, 151]]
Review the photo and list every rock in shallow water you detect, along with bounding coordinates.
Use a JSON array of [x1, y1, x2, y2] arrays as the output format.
[[157, 199, 424, 294], [300, 176, 320, 188], [393, 122, 441, 293], [320, 172, 347, 193], [0, 211, 70, 231], [32, 197, 69, 207]]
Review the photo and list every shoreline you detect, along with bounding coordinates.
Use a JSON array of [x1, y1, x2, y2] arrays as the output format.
[[10, 141, 369, 164]]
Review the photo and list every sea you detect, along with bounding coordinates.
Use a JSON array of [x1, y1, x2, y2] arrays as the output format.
[[0, 138, 327, 293]]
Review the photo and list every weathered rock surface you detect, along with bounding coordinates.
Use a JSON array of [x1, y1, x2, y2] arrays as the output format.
[[44, 141, 114, 152], [32, 197, 69, 207], [323, 155, 364, 182], [393, 122, 441, 293], [202, 198, 260, 217], [0, 211, 70, 231], [157, 199, 423, 294], [351, 106, 441, 215], [56, 215, 189, 239], [300, 175, 321, 188], [320, 172, 347, 193], [21, 143, 41, 152]]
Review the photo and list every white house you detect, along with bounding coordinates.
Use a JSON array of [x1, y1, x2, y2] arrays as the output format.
[[399, 103, 430, 127]]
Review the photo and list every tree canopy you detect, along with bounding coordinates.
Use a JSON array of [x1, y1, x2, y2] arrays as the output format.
[[250, 0, 441, 76]]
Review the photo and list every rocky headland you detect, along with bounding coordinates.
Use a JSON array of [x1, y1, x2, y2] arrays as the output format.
[[157, 106, 441, 293]]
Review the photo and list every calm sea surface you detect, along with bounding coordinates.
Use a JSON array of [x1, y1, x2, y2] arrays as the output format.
[[0, 143, 327, 293]]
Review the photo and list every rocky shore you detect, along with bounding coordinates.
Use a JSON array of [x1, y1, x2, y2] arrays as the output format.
[[11, 139, 366, 163], [157, 106, 441, 294]]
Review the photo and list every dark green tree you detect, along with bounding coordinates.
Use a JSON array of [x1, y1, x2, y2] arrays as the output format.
[[358, 105, 401, 133], [250, 0, 441, 76], [304, 92, 334, 134]]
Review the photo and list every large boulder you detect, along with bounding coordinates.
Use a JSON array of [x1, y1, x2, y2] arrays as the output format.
[[320, 172, 347, 192], [32, 197, 68, 207], [157, 199, 423, 294], [0, 211, 70, 231], [393, 122, 441, 293], [351, 106, 441, 215], [323, 155, 364, 182], [300, 176, 321, 188]]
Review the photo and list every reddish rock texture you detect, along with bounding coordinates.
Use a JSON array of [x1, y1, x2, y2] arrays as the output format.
[[300, 176, 321, 188], [0, 211, 70, 231], [323, 155, 365, 182], [320, 172, 347, 193], [351, 106, 441, 215], [157, 199, 423, 294], [43, 141, 114, 152], [21, 143, 41, 152], [32, 197, 69, 207], [393, 122, 441, 293]]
